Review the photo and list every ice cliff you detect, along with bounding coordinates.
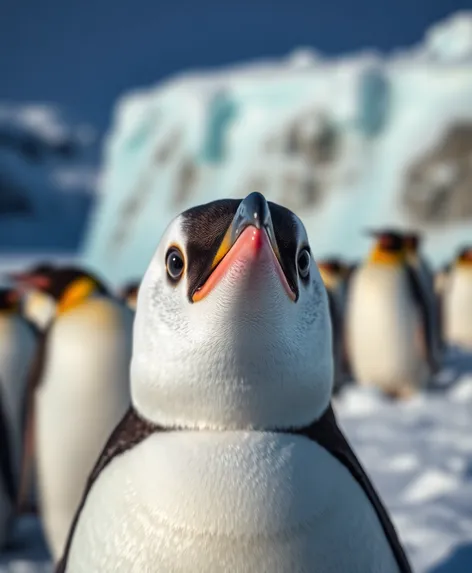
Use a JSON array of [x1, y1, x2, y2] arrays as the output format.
[[82, 11, 472, 287]]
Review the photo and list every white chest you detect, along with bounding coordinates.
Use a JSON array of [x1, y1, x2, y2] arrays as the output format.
[[444, 270, 472, 347], [35, 299, 133, 560], [346, 266, 424, 385], [67, 431, 399, 573]]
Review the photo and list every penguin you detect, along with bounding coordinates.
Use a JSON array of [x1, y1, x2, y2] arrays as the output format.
[[317, 258, 347, 393], [434, 262, 451, 300], [403, 232, 444, 359], [434, 262, 451, 345], [56, 193, 411, 573], [118, 281, 140, 311], [11, 263, 58, 330], [346, 230, 436, 398], [0, 381, 16, 549], [0, 287, 38, 487], [443, 246, 472, 351], [14, 266, 133, 562]]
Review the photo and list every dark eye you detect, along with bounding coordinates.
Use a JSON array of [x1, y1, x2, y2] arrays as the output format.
[[297, 248, 311, 278], [166, 248, 185, 281]]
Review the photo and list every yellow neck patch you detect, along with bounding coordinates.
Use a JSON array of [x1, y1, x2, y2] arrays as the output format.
[[318, 268, 338, 291], [0, 307, 18, 316], [457, 260, 472, 270], [368, 245, 405, 265], [57, 277, 98, 315]]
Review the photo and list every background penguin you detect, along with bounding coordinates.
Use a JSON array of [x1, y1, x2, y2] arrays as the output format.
[[403, 232, 444, 359], [434, 262, 451, 300], [57, 193, 411, 573], [13, 266, 133, 563], [346, 230, 436, 399], [443, 246, 472, 351], [0, 381, 16, 549], [11, 263, 58, 331], [118, 280, 140, 311], [0, 287, 38, 493], [317, 258, 348, 393]]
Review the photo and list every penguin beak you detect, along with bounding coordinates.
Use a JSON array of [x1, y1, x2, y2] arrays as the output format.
[[192, 192, 296, 302], [9, 272, 52, 292]]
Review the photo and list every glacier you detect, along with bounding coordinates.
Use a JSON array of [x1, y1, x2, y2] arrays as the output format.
[[81, 11, 472, 289]]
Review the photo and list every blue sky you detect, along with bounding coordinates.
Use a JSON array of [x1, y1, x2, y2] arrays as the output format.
[[1, 0, 467, 131]]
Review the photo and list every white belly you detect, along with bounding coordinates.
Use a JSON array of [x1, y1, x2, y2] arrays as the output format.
[[346, 265, 429, 393], [444, 269, 472, 350], [67, 431, 399, 573], [0, 316, 37, 478], [36, 299, 132, 561]]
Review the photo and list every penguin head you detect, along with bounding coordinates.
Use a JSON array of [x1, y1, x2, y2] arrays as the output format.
[[316, 257, 345, 290], [456, 246, 472, 268], [119, 281, 140, 310], [0, 288, 20, 314], [132, 192, 333, 431], [12, 265, 109, 315], [366, 229, 406, 265], [403, 232, 421, 255]]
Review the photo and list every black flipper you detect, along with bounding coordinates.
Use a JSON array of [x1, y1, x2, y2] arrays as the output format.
[[405, 264, 437, 373], [56, 408, 162, 572], [0, 384, 16, 504], [290, 405, 412, 573], [16, 328, 50, 514]]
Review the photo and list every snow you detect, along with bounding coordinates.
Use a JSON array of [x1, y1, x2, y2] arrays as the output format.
[[1, 348, 471, 572]]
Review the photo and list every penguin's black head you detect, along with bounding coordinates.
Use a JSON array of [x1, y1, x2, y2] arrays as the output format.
[[403, 232, 422, 253], [365, 229, 406, 265], [11, 265, 110, 315], [457, 246, 472, 266], [317, 257, 343, 275], [120, 281, 140, 299], [131, 191, 334, 430], [0, 288, 20, 313]]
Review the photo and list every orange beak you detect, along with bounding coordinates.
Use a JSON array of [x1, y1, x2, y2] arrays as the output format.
[[192, 192, 296, 303]]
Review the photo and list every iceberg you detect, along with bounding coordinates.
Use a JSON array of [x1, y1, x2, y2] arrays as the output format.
[[82, 12, 472, 288]]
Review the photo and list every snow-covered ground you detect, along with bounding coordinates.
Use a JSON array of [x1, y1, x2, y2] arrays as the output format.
[[1, 348, 471, 572]]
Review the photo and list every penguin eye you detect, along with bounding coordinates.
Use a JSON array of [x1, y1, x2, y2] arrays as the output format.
[[166, 248, 185, 282], [297, 248, 311, 279]]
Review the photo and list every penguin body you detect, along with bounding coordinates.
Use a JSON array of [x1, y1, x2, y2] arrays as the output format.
[[444, 247, 472, 350], [14, 268, 133, 561], [57, 194, 411, 573], [0, 289, 38, 481], [346, 232, 434, 397], [404, 233, 443, 363], [0, 383, 15, 549], [317, 259, 347, 393], [63, 426, 398, 573]]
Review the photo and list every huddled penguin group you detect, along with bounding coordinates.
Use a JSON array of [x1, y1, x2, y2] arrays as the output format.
[[321, 231, 472, 398], [0, 192, 471, 571], [0, 265, 135, 559]]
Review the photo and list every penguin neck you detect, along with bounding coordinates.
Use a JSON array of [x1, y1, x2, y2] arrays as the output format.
[[130, 358, 333, 433], [56, 278, 105, 316]]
